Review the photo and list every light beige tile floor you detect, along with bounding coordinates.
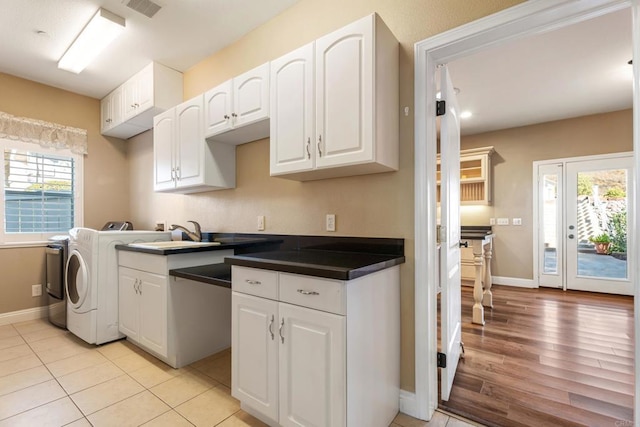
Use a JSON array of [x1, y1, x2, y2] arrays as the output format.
[[0, 318, 480, 427]]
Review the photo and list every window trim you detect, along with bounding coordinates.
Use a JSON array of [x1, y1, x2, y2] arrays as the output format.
[[0, 138, 83, 244]]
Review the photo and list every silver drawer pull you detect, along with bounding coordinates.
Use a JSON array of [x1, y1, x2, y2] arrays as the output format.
[[297, 289, 319, 296], [245, 279, 262, 285]]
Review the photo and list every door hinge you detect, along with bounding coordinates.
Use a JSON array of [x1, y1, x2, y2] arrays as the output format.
[[439, 225, 447, 243], [437, 352, 447, 368], [436, 100, 446, 116]]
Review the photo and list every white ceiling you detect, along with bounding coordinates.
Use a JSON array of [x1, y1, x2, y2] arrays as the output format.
[[0, 3, 632, 134], [448, 7, 633, 136], [0, 0, 299, 99]]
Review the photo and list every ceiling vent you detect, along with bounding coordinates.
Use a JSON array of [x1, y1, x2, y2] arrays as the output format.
[[125, 0, 162, 18]]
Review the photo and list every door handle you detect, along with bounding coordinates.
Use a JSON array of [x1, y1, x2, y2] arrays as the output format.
[[279, 318, 285, 344], [268, 315, 275, 340], [459, 241, 469, 248]]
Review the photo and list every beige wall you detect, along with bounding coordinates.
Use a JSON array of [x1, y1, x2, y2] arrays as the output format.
[[461, 109, 633, 279], [0, 73, 131, 314], [127, 0, 524, 392]]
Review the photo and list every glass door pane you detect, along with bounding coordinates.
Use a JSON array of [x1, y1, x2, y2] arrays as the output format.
[[566, 156, 632, 295], [538, 163, 563, 288], [575, 169, 628, 280]]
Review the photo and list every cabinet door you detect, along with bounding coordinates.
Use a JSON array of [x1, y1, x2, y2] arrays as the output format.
[[232, 292, 279, 421], [118, 267, 139, 340], [153, 109, 176, 191], [233, 63, 269, 128], [100, 95, 112, 133], [138, 270, 168, 358], [175, 96, 204, 188], [204, 81, 233, 137], [279, 302, 346, 427], [135, 64, 154, 115], [270, 43, 315, 175], [315, 16, 373, 169], [122, 78, 138, 121]]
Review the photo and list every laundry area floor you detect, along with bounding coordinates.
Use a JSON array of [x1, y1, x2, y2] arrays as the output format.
[[0, 319, 476, 427]]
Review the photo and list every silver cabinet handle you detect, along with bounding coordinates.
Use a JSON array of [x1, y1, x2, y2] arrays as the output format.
[[134, 279, 139, 294], [231, 113, 237, 118], [245, 279, 262, 285], [224, 115, 230, 119], [568, 234, 575, 239], [175, 166, 181, 180], [268, 315, 275, 340], [306, 138, 311, 159], [317, 135, 322, 157], [171, 168, 175, 180], [297, 289, 319, 296], [279, 318, 285, 344]]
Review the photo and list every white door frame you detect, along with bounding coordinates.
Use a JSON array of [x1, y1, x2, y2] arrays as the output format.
[[533, 152, 634, 291], [413, 0, 638, 421]]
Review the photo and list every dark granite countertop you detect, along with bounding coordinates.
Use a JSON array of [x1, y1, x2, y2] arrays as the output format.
[[138, 233, 405, 286], [461, 225, 494, 240], [170, 263, 231, 288], [224, 249, 405, 281]]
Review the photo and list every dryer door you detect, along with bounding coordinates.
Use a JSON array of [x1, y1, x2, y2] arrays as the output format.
[[65, 250, 89, 311]]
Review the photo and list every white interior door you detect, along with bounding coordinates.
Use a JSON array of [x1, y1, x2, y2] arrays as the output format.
[[439, 65, 462, 402], [566, 156, 633, 295]]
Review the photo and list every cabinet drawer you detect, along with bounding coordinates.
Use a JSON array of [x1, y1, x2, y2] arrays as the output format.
[[232, 266, 278, 299], [279, 273, 345, 315]]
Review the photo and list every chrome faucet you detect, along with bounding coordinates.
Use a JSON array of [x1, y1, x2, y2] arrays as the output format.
[[170, 220, 202, 242]]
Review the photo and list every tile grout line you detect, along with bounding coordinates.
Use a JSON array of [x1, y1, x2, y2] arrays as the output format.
[[4, 322, 87, 425]]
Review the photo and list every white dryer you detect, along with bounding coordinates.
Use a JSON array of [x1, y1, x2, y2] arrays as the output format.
[[65, 227, 170, 344]]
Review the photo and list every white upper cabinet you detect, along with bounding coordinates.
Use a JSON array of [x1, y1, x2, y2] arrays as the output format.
[[270, 13, 399, 181], [270, 43, 315, 175], [101, 62, 182, 140], [153, 95, 236, 193], [204, 63, 270, 145]]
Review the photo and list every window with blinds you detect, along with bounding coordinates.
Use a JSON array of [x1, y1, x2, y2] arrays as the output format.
[[3, 149, 75, 233]]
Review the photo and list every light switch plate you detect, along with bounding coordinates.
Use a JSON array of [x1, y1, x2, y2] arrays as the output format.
[[513, 218, 522, 226], [257, 215, 265, 231], [497, 218, 509, 225], [489, 218, 496, 225]]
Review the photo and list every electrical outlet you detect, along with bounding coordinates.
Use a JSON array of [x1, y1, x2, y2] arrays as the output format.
[[32, 284, 42, 297], [513, 218, 522, 226], [257, 215, 265, 231], [155, 220, 167, 232], [497, 218, 509, 225], [489, 218, 496, 225], [326, 214, 336, 232]]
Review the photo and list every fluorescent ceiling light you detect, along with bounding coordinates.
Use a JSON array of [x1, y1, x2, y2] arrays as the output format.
[[58, 8, 125, 74]]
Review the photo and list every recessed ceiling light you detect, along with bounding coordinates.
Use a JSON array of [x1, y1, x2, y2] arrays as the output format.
[[460, 111, 473, 119]]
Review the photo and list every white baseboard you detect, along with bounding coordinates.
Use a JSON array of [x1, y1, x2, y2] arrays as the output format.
[[399, 389, 417, 418], [492, 276, 537, 288], [0, 306, 48, 326]]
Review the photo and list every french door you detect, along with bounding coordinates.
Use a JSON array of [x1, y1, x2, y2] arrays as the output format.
[[537, 154, 633, 295]]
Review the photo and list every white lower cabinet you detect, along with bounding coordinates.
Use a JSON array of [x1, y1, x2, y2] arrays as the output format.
[[118, 267, 168, 357], [118, 249, 233, 368], [231, 265, 399, 427]]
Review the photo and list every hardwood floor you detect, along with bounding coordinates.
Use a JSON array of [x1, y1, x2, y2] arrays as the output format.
[[439, 284, 634, 427]]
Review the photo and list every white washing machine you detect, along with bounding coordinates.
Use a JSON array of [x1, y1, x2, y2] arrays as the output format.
[[65, 225, 171, 344]]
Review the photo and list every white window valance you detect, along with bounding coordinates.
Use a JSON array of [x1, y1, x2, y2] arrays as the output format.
[[0, 111, 88, 155]]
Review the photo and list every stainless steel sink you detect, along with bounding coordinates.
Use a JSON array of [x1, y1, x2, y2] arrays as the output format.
[[128, 241, 221, 249]]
